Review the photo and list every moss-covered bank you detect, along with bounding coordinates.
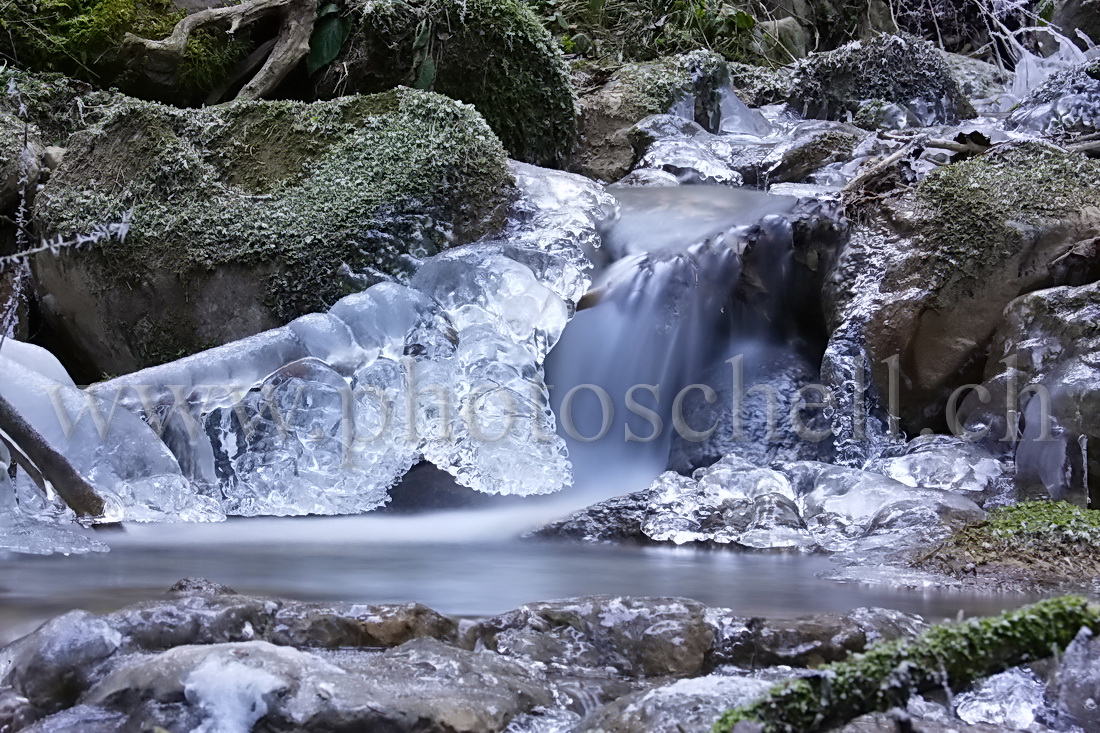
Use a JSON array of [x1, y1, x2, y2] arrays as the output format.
[[313, 0, 576, 167], [919, 502, 1100, 588], [32, 87, 513, 373], [714, 595, 1100, 733]]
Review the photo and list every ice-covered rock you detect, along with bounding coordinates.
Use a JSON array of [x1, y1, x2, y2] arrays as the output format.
[[864, 435, 1008, 495], [537, 456, 983, 554], [1051, 627, 1100, 730], [1, 354, 222, 524], [467, 596, 714, 678], [579, 673, 773, 733], [954, 667, 1051, 729], [1008, 59, 1100, 136]]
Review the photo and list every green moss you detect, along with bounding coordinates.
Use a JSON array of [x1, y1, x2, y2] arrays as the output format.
[[33, 88, 513, 366], [319, 0, 576, 167], [714, 595, 1100, 733], [0, 0, 248, 104], [913, 142, 1100, 299]]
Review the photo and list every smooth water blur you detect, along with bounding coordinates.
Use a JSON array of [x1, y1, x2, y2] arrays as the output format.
[[0, 516, 1035, 644]]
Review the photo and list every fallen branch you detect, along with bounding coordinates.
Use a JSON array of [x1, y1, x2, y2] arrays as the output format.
[[122, 0, 318, 101], [0, 394, 106, 518]]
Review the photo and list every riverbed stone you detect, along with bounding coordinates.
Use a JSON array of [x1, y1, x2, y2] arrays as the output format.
[[312, 0, 576, 167], [468, 596, 715, 678], [0, 611, 122, 717], [826, 142, 1100, 433], [788, 34, 975, 127], [81, 638, 554, 732], [31, 88, 512, 375], [710, 607, 926, 669], [104, 590, 461, 652]]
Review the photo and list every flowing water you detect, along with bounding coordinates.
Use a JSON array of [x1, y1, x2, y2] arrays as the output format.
[[0, 181, 1043, 641]]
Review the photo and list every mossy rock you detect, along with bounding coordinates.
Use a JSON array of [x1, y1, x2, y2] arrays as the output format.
[[570, 50, 730, 181], [727, 61, 793, 107], [714, 595, 1100, 732], [31, 87, 513, 375], [789, 33, 975, 126], [312, 0, 576, 167], [831, 142, 1100, 432], [0, 0, 249, 106]]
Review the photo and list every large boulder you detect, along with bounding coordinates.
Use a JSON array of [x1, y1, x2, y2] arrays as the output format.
[[826, 142, 1100, 432], [788, 34, 975, 127], [312, 0, 575, 167], [31, 88, 512, 375], [570, 51, 730, 182], [1053, 0, 1100, 51]]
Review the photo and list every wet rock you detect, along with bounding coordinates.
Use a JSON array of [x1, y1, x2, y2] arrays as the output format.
[[958, 279, 1100, 502], [104, 591, 460, 652], [32, 88, 512, 374], [1008, 59, 1100, 137], [833, 711, 1018, 731], [268, 601, 459, 649], [22, 705, 127, 733], [312, 0, 576, 167], [168, 577, 237, 596], [531, 492, 655, 544], [940, 52, 1011, 107], [104, 594, 276, 651], [826, 142, 1100, 433], [0, 611, 122, 717], [667, 348, 831, 473], [710, 607, 926, 669], [468, 596, 714, 677], [788, 34, 975, 127], [579, 673, 773, 733], [1050, 627, 1100, 729], [0, 686, 40, 731], [1053, 0, 1100, 52], [571, 51, 729, 181]]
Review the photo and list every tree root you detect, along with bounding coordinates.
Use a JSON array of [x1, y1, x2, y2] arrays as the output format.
[[122, 0, 318, 101]]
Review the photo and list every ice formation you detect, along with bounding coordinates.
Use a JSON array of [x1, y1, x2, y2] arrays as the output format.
[[72, 162, 616, 518]]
